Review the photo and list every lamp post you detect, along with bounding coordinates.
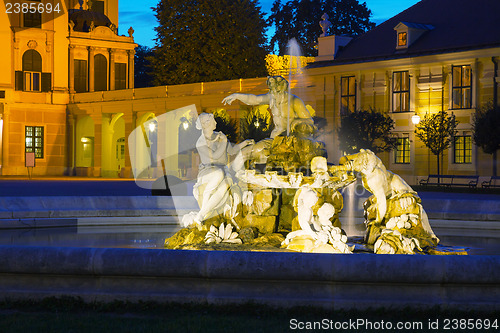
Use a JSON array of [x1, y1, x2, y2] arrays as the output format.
[[411, 114, 421, 125]]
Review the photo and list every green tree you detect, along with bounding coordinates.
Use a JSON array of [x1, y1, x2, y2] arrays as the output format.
[[240, 107, 274, 142], [338, 108, 397, 154], [269, 0, 375, 56], [151, 0, 269, 85], [134, 45, 154, 88], [415, 110, 458, 177], [212, 109, 239, 143], [472, 101, 500, 176]]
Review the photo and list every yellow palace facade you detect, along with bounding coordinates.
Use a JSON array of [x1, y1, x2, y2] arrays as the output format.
[[1, 0, 499, 185]]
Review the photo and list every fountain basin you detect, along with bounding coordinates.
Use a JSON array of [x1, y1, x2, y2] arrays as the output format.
[[0, 244, 499, 311]]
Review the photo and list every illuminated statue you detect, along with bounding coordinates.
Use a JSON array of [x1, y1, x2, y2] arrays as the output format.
[[330, 149, 439, 253], [182, 113, 254, 228], [222, 76, 314, 138]]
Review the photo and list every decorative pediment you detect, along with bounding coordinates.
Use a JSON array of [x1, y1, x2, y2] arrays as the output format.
[[91, 26, 116, 38]]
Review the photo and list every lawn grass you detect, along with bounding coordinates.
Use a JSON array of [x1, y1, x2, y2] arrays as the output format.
[[0, 297, 498, 332]]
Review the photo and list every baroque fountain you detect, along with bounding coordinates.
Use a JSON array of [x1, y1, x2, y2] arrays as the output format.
[[163, 75, 444, 255]]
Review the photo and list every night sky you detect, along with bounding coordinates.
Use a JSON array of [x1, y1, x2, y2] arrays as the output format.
[[118, 0, 421, 49]]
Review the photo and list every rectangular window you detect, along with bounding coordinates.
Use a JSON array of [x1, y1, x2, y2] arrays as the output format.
[[341, 76, 356, 115], [393, 71, 410, 112], [452, 65, 472, 109], [115, 63, 127, 90], [25, 126, 44, 159], [454, 135, 472, 164], [93, 1, 105, 14], [394, 136, 410, 164], [398, 32, 407, 46], [24, 12, 42, 28], [24, 72, 40, 91], [74, 59, 88, 93]]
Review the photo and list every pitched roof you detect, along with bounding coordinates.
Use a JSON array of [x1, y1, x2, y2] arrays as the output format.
[[311, 0, 500, 67]]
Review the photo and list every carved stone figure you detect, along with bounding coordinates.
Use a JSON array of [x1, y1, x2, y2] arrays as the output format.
[[282, 187, 352, 253], [128, 27, 135, 37], [222, 76, 314, 138], [182, 113, 254, 228], [319, 13, 332, 37], [330, 149, 439, 252], [282, 187, 321, 245]]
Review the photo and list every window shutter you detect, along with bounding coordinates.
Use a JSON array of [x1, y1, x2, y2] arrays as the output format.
[[15, 71, 23, 91], [41, 73, 51, 92]]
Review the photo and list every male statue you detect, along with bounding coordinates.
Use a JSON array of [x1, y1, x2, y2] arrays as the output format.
[[222, 76, 314, 138]]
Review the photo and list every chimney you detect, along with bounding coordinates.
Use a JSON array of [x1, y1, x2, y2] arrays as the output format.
[[316, 35, 352, 62]]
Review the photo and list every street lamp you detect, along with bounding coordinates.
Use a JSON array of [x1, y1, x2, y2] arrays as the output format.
[[411, 114, 421, 125], [180, 117, 189, 130]]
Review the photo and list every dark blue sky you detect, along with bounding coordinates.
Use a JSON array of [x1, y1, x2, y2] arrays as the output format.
[[119, 0, 420, 49]]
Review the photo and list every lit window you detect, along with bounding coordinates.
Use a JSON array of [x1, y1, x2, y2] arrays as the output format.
[[394, 136, 410, 164], [341, 76, 356, 114], [116, 137, 125, 160], [398, 32, 407, 47], [452, 65, 472, 109], [454, 135, 472, 164], [393, 71, 410, 112], [25, 126, 44, 158]]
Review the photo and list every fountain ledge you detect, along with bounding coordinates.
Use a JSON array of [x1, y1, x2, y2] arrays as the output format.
[[0, 245, 498, 310]]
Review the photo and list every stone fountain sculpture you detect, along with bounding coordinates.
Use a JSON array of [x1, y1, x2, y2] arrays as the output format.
[[166, 77, 441, 255], [181, 113, 254, 229], [330, 149, 440, 254]]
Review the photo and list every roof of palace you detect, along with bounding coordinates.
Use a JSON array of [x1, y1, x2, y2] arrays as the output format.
[[310, 0, 500, 67], [69, 9, 113, 33]]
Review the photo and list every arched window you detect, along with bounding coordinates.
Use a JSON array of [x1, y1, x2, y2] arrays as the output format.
[[16, 50, 51, 92], [21, 50, 42, 91], [94, 54, 108, 91]]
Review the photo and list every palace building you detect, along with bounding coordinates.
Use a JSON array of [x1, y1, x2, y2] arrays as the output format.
[[1, 0, 499, 185], [308, 0, 500, 183], [1, 0, 136, 176]]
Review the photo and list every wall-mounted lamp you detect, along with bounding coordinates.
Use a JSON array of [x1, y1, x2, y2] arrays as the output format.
[[180, 117, 189, 130], [411, 114, 421, 125]]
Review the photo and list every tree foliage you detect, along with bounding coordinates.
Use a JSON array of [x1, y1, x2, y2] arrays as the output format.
[[212, 109, 238, 143], [472, 101, 500, 176], [269, 0, 375, 56], [338, 108, 396, 154], [151, 0, 269, 85], [264, 54, 315, 76], [134, 45, 155, 88], [415, 110, 458, 176], [240, 106, 274, 142]]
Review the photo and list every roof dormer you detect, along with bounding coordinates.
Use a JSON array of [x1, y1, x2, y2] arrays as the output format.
[[394, 22, 434, 50]]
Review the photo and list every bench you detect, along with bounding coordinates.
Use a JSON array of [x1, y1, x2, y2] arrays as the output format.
[[419, 174, 479, 188], [481, 176, 500, 188]]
